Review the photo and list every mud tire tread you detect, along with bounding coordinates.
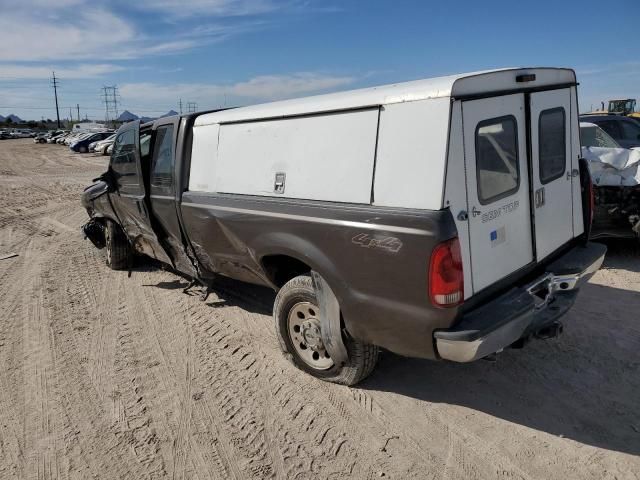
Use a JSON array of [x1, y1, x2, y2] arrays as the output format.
[[105, 220, 130, 270]]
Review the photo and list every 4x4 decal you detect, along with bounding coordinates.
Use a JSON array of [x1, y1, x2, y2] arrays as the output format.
[[351, 233, 402, 253]]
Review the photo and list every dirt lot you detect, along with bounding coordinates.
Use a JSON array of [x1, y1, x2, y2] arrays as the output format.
[[0, 138, 638, 480]]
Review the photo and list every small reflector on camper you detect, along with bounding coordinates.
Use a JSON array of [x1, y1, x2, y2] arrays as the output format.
[[516, 74, 536, 83]]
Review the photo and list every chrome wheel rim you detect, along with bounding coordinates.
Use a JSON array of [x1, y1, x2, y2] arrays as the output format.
[[287, 302, 334, 370]]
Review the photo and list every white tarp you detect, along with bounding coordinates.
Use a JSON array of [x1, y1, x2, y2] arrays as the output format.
[[582, 146, 640, 186]]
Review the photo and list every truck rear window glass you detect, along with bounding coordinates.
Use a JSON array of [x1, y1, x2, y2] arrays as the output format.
[[475, 116, 520, 205], [539, 108, 566, 184]]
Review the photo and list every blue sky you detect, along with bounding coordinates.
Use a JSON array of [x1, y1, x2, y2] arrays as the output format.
[[0, 0, 638, 120]]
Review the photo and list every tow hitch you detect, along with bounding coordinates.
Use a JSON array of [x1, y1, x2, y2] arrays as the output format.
[[534, 320, 564, 340]]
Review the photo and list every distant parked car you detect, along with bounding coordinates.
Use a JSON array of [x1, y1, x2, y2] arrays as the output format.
[[10, 129, 31, 138], [92, 133, 116, 155], [63, 132, 88, 145], [48, 132, 69, 143], [70, 132, 113, 153], [34, 133, 49, 143], [0, 129, 11, 140], [580, 114, 640, 148]]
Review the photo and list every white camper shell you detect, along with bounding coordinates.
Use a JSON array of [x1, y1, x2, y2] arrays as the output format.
[[189, 68, 584, 298]]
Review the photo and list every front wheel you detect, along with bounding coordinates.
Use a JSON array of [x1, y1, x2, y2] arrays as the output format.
[[104, 220, 131, 270], [273, 274, 379, 386]]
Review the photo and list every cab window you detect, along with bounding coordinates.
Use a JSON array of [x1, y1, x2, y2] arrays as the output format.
[[539, 108, 566, 184], [151, 125, 175, 193], [110, 129, 141, 194], [475, 116, 520, 205]]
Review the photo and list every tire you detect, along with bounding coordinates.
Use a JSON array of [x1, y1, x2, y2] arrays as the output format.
[[273, 274, 379, 386], [104, 220, 131, 270], [79, 145, 88, 153]]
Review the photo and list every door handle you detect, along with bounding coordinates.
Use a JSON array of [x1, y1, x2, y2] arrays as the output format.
[[566, 169, 579, 180], [535, 187, 545, 208]]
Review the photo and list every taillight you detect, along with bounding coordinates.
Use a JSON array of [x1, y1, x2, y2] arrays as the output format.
[[429, 237, 464, 308]]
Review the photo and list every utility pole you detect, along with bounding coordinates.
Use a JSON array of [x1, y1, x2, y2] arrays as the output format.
[[102, 85, 119, 126], [77, 104, 80, 122], [51, 72, 61, 128], [178, 98, 183, 114], [187, 101, 197, 113], [69, 107, 73, 123]]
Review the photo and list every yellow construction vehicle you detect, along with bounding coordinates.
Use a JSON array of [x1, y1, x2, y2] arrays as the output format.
[[608, 99, 640, 119]]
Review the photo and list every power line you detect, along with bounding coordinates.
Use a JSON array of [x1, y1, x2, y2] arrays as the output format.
[[51, 72, 61, 128], [187, 101, 197, 113]]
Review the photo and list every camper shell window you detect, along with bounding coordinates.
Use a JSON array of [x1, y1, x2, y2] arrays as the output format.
[[539, 107, 566, 184], [475, 115, 520, 205]]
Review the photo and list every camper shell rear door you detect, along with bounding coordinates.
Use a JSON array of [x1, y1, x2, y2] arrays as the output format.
[[460, 85, 578, 294]]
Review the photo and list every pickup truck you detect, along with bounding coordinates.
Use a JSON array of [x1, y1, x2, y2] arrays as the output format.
[[82, 68, 606, 385]]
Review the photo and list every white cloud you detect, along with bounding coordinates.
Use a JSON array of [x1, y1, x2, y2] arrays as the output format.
[[0, 1, 262, 62], [0, 63, 124, 79], [134, 0, 283, 17], [118, 72, 356, 110], [0, 8, 137, 62]]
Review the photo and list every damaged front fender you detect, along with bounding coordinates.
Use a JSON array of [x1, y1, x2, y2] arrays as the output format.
[[82, 219, 106, 249]]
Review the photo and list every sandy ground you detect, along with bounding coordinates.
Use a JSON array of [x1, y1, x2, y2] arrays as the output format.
[[0, 138, 638, 480]]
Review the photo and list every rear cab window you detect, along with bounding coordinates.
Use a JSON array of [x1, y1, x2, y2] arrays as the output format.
[[475, 116, 520, 204], [539, 107, 566, 184]]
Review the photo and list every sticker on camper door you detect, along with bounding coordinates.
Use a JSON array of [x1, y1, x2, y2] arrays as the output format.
[[490, 226, 506, 247]]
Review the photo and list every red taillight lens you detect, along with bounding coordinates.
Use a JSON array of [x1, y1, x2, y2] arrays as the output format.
[[429, 237, 464, 308]]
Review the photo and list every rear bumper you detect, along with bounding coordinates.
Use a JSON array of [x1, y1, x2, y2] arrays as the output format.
[[434, 242, 606, 362]]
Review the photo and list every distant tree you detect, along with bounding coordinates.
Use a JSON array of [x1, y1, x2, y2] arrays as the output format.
[[5, 117, 12, 124], [46, 118, 52, 123]]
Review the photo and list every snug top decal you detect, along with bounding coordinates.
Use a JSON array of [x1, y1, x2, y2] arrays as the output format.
[[482, 200, 519, 223]]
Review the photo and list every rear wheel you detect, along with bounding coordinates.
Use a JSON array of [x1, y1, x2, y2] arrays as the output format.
[[104, 220, 131, 270], [79, 145, 88, 153], [273, 274, 379, 386]]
